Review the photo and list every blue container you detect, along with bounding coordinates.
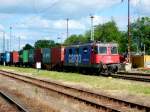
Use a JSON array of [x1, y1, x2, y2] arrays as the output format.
[[42, 48, 51, 64], [1, 53, 4, 63], [4, 52, 11, 63], [28, 49, 35, 63]]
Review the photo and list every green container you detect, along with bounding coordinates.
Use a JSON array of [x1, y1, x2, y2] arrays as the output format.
[[19, 51, 23, 62], [42, 48, 51, 64], [23, 50, 28, 63], [29, 49, 34, 63]]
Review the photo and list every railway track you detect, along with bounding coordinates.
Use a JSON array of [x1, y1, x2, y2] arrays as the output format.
[[0, 70, 150, 112], [111, 72, 150, 82], [0, 90, 29, 112]]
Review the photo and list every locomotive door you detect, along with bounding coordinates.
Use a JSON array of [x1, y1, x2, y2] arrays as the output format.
[[91, 45, 97, 64], [81, 46, 90, 65]]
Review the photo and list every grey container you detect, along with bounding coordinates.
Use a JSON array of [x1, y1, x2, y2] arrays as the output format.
[[28, 49, 34, 63], [42, 48, 51, 64]]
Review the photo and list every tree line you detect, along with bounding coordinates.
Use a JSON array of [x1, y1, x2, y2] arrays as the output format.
[[22, 17, 150, 54]]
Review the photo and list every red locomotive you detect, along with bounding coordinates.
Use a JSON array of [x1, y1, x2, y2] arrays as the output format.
[[64, 42, 121, 74]]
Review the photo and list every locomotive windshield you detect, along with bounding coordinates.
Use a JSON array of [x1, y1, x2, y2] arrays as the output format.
[[92, 44, 118, 54], [111, 46, 118, 54], [92, 46, 107, 54], [99, 47, 107, 54]]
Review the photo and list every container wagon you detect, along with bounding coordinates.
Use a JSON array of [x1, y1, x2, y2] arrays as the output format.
[[28, 49, 35, 67], [4, 51, 11, 65], [11, 51, 19, 66], [42, 48, 51, 69], [51, 46, 64, 71], [35, 48, 42, 63], [22, 50, 29, 67], [19, 50, 23, 66]]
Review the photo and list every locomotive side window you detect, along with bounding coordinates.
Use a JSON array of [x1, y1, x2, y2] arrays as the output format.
[[111, 47, 118, 54], [99, 47, 107, 54], [83, 48, 88, 54]]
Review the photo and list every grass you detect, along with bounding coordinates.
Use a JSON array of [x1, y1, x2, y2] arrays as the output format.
[[0, 65, 150, 97]]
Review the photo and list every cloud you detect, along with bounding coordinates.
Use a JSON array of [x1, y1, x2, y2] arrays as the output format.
[[16, 16, 50, 29], [0, 0, 149, 19], [0, 0, 120, 16], [131, 0, 150, 15], [15, 16, 86, 30], [53, 19, 86, 30], [0, 24, 4, 31]]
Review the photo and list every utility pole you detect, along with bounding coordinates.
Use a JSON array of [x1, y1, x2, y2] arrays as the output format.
[[128, 0, 131, 63], [10, 26, 12, 52], [90, 15, 94, 41], [66, 18, 69, 39]]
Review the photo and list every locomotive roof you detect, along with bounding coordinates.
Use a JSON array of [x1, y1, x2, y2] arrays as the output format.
[[65, 42, 118, 48]]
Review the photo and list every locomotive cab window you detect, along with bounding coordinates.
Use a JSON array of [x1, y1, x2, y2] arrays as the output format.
[[99, 47, 107, 54], [111, 46, 118, 54]]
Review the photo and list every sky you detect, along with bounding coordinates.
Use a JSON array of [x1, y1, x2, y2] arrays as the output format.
[[0, 0, 149, 51]]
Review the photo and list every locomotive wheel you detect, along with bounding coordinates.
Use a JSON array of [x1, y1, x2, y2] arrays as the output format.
[[97, 62, 105, 75]]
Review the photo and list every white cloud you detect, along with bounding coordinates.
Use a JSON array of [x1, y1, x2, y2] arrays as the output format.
[[15, 16, 50, 29], [0, 24, 4, 31], [53, 19, 86, 30], [15, 16, 86, 30], [131, 0, 150, 15], [0, 0, 120, 16], [0, 0, 149, 16]]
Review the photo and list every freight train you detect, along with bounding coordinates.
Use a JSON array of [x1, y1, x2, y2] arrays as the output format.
[[0, 42, 123, 75]]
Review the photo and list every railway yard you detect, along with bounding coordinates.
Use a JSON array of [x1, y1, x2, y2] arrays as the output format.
[[0, 66, 150, 112], [0, 1, 150, 111]]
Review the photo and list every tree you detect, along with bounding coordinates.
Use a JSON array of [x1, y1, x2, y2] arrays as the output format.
[[64, 20, 125, 53], [34, 40, 56, 48], [94, 20, 122, 42], [131, 17, 150, 54], [22, 44, 34, 50], [86, 20, 125, 53], [64, 34, 86, 45]]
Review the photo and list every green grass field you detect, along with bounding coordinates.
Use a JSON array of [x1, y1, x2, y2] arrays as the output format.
[[0, 65, 150, 97]]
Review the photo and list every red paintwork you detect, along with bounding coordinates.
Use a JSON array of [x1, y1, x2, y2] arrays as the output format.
[[90, 44, 120, 65], [95, 55, 120, 64], [51, 46, 64, 67], [35, 49, 42, 62], [11, 51, 19, 63]]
